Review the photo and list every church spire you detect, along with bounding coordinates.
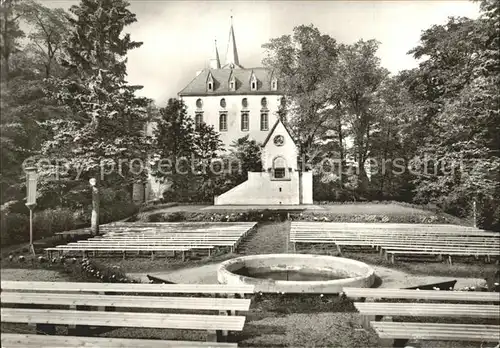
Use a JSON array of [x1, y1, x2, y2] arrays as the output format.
[[223, 16, 243, 69], [209, 39, 221, 69]]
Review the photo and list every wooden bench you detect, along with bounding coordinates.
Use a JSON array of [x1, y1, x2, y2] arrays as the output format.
[[1, 292, 251, 313], [45, 245, 194, 260], [1, 281, 255, 297], [0, 333, 238, 348], [354, 302, 499, 328], [1, 308, 246, 342], [370, 322, 500, 344], [1, 282, 255, 344], [342, 287, 500, 303], [383, 248, 500, 264]]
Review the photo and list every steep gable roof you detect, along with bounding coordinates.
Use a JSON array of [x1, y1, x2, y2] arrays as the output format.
[[262, 118, 296, 147], [179, 68, 281, 96]]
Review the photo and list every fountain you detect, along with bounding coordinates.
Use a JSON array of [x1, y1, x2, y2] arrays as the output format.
[[217, 254, 375, 293]]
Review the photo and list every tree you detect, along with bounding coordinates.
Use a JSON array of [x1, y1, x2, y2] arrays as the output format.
[[262, 25, 339, 167], [151, 98, 195, 198], [334, 40, 389, 192], [192, 122, 224, 201], [22, 0, 70, 77], [42, 0, 151, 191], [0, 0, 24, 81], [408, 0, 500, 230], [227, 135, 262, 184], [368, 73, 420, 201]]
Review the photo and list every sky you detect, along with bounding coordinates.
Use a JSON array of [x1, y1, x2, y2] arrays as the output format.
[[45, 1, 481, 105]]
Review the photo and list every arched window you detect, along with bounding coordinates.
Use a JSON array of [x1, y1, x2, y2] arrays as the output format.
[[242, 98, 248, 108], [273, 157, 287, 179], [195, 113, 203, 129], [241, 112, 249, 131], [251, 81, 256, 90], [219, 113, 227, 131], [207, 82, 213, 91], [280, 96, 286, 107], [260, 113, 268, 131], [196, 98, 203, 109], [220, 98, 226, 108], [261, 97, 267, 108]]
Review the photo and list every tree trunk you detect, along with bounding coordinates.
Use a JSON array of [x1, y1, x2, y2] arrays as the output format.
[[337, 116, 344, 188]]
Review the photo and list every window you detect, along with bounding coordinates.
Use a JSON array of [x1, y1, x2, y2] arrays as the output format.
[[242, 98, 248, 108], [271, 78, 278, 91], [196, 98, 203, 109], [280, 96, 286, 107], [220, 98, 226, 108], [261, 97, 267, 108], [250, 73, 258, 91], [195, 112, 203, 129], [273, 157, 287, 179], [241, 112, 249, 131], [229, 80, 235, 91], [207, 82, 213, 91], [274, 168, 286, 179], [219, 113, 227, 131], [260, 113, 269, 131]]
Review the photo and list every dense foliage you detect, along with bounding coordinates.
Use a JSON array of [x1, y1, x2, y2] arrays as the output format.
[[1, 0, 498, 241], [263, 0, 499, 230]]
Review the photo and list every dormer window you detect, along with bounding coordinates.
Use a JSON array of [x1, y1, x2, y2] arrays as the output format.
[[229, 75, 236, 91], [271, 77, 278, 91], [207, 72, 214, 92], [250, 73, 258, 91]]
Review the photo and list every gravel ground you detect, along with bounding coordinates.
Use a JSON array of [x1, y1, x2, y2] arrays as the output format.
[[1, 268, 69, 282]]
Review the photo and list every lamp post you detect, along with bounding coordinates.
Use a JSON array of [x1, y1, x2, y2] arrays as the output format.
[[25, 166, 38, 255], [89, 178, 100, 236]]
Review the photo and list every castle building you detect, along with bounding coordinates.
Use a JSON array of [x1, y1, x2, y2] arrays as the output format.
[[178, 17, 284, 148], [144, 18, 313, 205]]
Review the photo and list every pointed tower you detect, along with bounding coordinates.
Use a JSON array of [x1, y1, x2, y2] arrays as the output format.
[[223, 16, 243, 69], [209, 39, 221, 69]]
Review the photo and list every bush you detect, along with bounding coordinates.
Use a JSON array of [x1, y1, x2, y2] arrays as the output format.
[[1, 202, 139, 247], [0, 208, 77, 247], [144, 209, 453, 224], [34, 208, 77, 238], [0, 212, 30, 246]]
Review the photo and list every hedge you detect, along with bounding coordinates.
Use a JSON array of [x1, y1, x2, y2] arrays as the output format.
[[143, 210, 454, 224], [1, 202, 139, 247]]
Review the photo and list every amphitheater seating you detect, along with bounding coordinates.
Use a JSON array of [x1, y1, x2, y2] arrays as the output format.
[[343, 287, 500, 346], [47, 222, 256, 260], [370, 322, 500, 343], [1, 334, 238, 348], [290, 222, 500, 263], [1, 281, 255, 297], [342, 287, 500, 302], [354, 302, 499, 318], [1, 281, 255, 346]]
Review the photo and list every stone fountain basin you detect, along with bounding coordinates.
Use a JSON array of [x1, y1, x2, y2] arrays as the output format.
[[217, 254, 375, 294]]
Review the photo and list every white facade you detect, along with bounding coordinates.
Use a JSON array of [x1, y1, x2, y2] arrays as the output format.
[[181, 94, 282, 147], [215, 119, 313, 205]]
